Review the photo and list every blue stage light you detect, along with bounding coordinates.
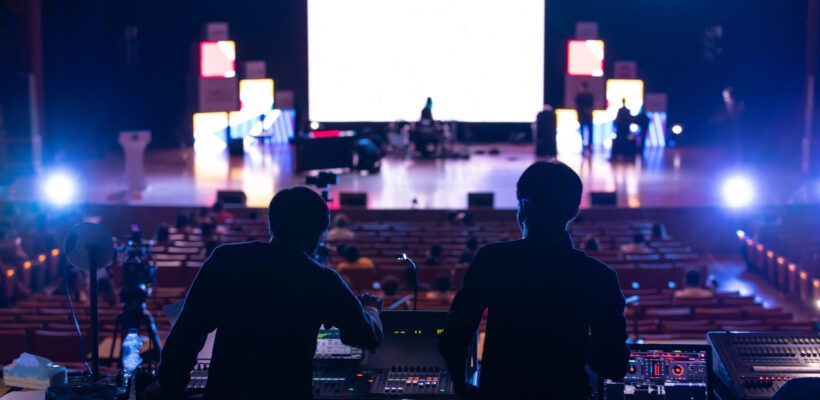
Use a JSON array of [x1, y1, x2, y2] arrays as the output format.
[[43, 172, 76, 205], [722, 175, 755, 208]]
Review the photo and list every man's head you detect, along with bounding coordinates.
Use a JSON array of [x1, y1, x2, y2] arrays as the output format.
[[343, 245, 360, 263], [685, 269, 702, 288], [516, 161, 583, 234], [633, 234, 645, 244], [268, 186, 330, 254]]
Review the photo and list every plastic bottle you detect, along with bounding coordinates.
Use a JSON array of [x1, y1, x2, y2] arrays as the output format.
[[122, 329, 143, 378]]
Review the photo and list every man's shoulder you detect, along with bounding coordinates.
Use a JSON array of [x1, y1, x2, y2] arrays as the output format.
[[577, 251, 618, 278]]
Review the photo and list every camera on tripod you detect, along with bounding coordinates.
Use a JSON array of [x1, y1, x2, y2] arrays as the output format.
[[305, 171, 338, 203], [304, 171, 338, 188], [117, 239, 155, 309]]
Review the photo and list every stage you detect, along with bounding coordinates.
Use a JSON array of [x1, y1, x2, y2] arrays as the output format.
[[12, 141, 819, 210]]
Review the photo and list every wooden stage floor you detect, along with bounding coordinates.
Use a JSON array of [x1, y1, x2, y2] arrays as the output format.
[[15, 142, 818, 209]]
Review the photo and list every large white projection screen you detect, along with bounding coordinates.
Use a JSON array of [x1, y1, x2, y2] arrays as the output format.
[[308, 0, 545, 122]]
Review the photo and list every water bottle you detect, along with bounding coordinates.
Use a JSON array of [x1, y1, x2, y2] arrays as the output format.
[[122, 329, 143, 379]]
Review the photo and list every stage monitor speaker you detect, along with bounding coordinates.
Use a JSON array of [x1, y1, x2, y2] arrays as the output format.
[[590, 191, 616, 205], [228, 138, 244, 155], [340, 192, 367, 208], [217, 190, 247, 206], [468, 192, 494, 208]]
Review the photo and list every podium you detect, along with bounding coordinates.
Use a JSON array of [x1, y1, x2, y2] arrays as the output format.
[[118, 131, 151, 194]]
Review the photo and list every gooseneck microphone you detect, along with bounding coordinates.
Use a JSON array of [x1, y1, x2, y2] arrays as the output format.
[[395, 253, 418, 311]]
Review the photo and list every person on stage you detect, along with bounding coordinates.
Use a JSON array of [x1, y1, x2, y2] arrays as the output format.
[[420, 97, 434, 121], [157, 187, 384, 399], [439, 161, 630, 399], [611, 98, 634, 159], [574, 83, 595, 153]]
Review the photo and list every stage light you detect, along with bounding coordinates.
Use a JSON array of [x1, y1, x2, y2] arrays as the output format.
[[43, 172, 76, 205], [310, 121, 320, 130], [567, 40, 604, 77], [736, 230, 745, 239], [23, 261, 31, 270], [722, 175, 755, 208], [5, 269, 13, 278], [630, 123, 639, 133], [667, 281, 676, 289], [37, 254, 46, 263], [631, 282, 640, 289], [200, 41, 236, 78], [816, 299, 820, 310], [51, 249, 59, 257], [671, 124, 683, 135]]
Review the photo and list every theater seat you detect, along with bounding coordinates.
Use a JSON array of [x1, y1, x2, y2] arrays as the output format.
[[0, 330, 27, 365], [31, 330, 91, 364]]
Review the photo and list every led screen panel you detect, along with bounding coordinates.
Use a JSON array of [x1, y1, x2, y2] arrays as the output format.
[[308, 0, 544, 122], [567, 40, 604, 77], [200, 41, 236, 78], [606, 79, 644, 116], [239, 79, 274, 114], [193, 112, 229, 152]]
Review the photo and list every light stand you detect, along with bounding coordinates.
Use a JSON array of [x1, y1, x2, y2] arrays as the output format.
[[395, 253, 418, 311]]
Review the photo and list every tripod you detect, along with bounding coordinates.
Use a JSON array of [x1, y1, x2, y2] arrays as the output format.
[[107, 297, 162, 367]]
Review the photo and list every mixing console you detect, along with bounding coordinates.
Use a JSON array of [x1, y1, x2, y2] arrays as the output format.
[[708, 332, 820, 399]]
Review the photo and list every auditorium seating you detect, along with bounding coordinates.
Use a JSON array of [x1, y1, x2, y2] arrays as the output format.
[[0, 207, 817, 371]]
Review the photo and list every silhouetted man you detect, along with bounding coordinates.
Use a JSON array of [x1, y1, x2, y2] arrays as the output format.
[[575, 83, 595, 152], [158, 187, 383, 399], [439, 161, 629, 399], [611, 98, 634, 159]]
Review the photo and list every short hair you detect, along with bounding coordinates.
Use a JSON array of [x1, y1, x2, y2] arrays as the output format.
[[212, 202, 224, 212], [434, 275, 451, 293], [268, 186, 330, 239], [334, 213, 350, 228], [382, 276, 399, 295], [633, 234, 645, 244], [685, 269, 702, 287], [466, 237, 479, 251], [344, 245, 360, 263], [430, 244, 443, 257], [516, 161, 583, 226]]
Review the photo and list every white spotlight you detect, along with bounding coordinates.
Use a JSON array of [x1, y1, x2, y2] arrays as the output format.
[[310, 121, 320, 130], [722, 175, 755, 208], [43, 173, 76, 205], [671, 124, 683, 135]]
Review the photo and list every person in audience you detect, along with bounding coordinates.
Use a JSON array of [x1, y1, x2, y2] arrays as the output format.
[[0, 227, 27, 269], [211, 202, 235, 225], [620, 234, 652, 254], [327, 213, 355, 242], [155, 224, 170, 242], [193, 207, 212, 226], [674, 269, 715, 299], [458, 237, 479, 265], [651, 223, 669, 240], [424, 244, 443, 265], [584, 236, 601, 252], [158, 186, 384, 399], [336, 245, 374, 272], [173, 214, 189, 232], [380, 276, 400, 297], [439, 161, 629, 399], [426, 275, 454, 301]]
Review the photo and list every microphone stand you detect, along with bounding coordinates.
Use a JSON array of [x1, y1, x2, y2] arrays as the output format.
[[395, 253, 418, 311]]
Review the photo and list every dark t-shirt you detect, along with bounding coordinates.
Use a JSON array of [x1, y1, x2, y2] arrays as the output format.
[[157, 241, 383, 399], [575, 93, 595, 117], [439, 230, 629, 399]]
